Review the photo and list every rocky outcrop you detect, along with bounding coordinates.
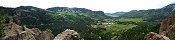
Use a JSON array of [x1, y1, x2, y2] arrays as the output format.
[[159, 14, 175, 40], [54, 29, 82, 40], [144, 32, 170, 40], [1, 17, 53, 40], [145, 14, 175, 40]]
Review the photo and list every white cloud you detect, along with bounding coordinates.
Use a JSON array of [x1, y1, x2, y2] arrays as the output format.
[[0, 0, 174, 13]]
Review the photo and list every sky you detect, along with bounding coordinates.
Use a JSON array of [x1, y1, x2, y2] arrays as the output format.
[[0, 0, 175, 13]]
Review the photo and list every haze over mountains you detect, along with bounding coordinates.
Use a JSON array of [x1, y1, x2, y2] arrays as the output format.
[[105, 12, 125, 17]]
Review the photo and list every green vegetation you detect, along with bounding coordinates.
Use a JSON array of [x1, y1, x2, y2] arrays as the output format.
[[105, 24, 137, 32], [114, 3, 175, 40], [120, 10, 172, 22], [0, 3, 175, 40], [0, 15, 4, 37], [95, 3, 175, 40], [118, 18, 144, 22], [119, 22, 160, 40]]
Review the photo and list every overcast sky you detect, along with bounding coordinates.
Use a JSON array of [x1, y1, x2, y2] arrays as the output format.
[[0, 0, 175, 13]]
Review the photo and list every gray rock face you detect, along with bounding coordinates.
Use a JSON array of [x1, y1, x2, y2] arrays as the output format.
[[1, 18, 53, 40], [54, 29, 82, 40]]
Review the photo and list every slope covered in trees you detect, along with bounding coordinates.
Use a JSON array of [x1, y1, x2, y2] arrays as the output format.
[[0, 3, 175, 40], [114, 3, 175, 40], [0, 6, 108, 39], [120, 3, 175, 22]]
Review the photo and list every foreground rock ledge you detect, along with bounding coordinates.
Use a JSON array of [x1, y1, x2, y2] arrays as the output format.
[[54, 29, 82, 40], [144, 32, 170, 40], [1, 18, 54, 40]]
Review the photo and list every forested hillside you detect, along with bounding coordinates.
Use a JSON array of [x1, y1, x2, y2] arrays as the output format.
[[0, 3, 175, 40], [120, 3, 175, 22], [115, 3, 175, 40], [0, 6, 108, 39]]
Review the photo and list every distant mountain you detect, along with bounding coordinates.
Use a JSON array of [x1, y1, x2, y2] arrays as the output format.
[[120, 3, 175, 22], [105, 12, 125, 17], [47, 7, 91, 12], [117, 3, 175, 40], [161, 3, 175, 12], [17, 6, 46, 11], [47, 7, 108, 19]]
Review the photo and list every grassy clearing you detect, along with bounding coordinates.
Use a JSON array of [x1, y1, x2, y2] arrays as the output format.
[[118, 18, 144, 22], [105, 24, 137, 32]]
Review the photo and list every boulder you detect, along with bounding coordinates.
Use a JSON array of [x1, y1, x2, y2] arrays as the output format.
[[144, 32, 170, 40], [54, 29, 82, 40]]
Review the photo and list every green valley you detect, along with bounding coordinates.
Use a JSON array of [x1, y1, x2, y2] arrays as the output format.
[[0, 3, 175, 40]]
